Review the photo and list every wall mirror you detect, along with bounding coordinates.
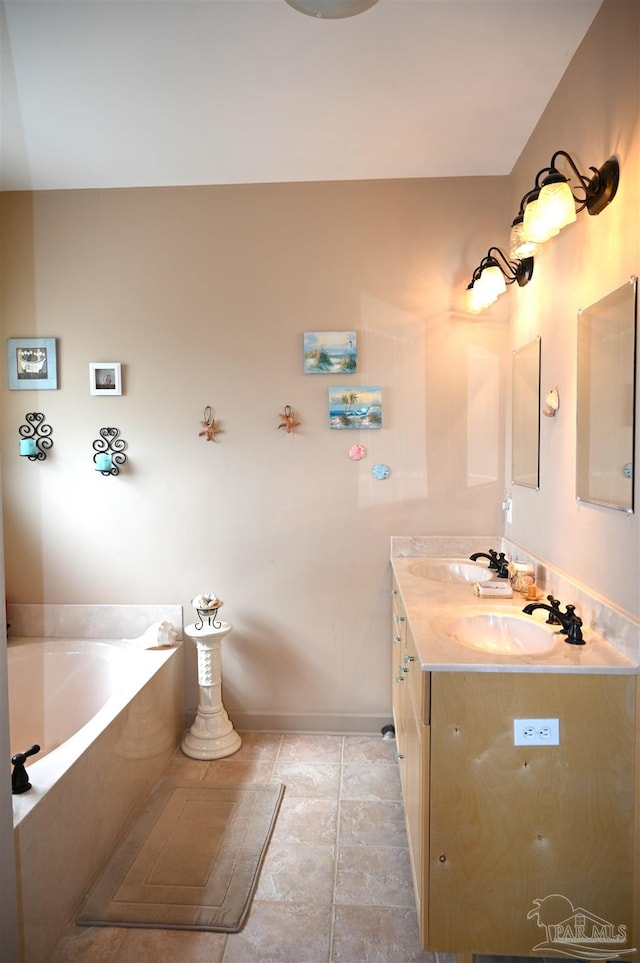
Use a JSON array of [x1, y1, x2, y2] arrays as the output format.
[[512, 336, 541, 489], [577, 276, 637, 513]]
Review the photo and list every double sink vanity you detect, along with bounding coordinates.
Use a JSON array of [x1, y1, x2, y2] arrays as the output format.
[[390, 535, 639, 958]]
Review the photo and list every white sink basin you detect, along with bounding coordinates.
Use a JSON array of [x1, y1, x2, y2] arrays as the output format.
[[448, 612, 558, 655], [409, 557, 494, 584]]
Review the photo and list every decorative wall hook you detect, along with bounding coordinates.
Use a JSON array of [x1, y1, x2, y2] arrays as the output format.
[[278, 405, 300, 434], [19, 412, 53, 461], [199, 406, 223, 442], [93, 427, 128, 475], [543, 386, 560, 417]]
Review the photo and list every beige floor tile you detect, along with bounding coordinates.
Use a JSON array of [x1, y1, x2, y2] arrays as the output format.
[[256, 841, 336, 902], [272, 761, 341, 798], [277, 733, 344, 763], [232, 732, 283, 762], [201, 758, 276, 786], [341, 763, 403, 801], [271, 795, 339, 844], [342, 735, 398, 766], [335, 845, 415, 908], [113, 926, 227, 963], [222, 901, 332, 962], [331, 904, 434, 963], [339, 799, 407, 848], [49, 924, 127, 963]]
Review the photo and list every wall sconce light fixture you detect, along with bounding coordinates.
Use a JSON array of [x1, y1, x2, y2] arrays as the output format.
[[466, 247, 534, 314], [93, 427, 128, 475], [518, 150, 619, 247], [19, 412, 53, 461]]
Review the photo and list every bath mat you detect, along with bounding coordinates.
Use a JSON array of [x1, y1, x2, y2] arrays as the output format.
[[77, 780, 285, 933]]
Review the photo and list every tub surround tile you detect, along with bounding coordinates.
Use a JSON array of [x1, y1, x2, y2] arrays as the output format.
[[7, 603, 183, 641]]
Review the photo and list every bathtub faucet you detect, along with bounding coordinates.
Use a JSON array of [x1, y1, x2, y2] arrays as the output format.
[[469, 549, 510, 578], [11, 744, 40, 794]]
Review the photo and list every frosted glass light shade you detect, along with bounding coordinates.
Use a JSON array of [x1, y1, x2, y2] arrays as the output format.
[[285, 0, 380, 17], [479, 264, 507, 301], [535, 179, 577, 234], [522, 195, 560, 245], [509, 219, 540, 260]]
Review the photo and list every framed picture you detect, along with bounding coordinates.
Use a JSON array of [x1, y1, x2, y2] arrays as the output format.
[[303, 331, 357, 374], [7, 337, 58, 390], [89, 362, 122, 396], [328, 385, 382, 429]]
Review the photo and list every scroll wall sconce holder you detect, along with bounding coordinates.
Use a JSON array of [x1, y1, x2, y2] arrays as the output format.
[[19, 412, 53, 461], [93, 427, 128, 475]]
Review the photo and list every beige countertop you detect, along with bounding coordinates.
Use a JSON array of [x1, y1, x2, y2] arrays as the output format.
[[391, 555, 638, 674]]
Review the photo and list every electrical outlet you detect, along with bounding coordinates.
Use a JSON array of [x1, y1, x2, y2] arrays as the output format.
[[513, 718, 559, 746]]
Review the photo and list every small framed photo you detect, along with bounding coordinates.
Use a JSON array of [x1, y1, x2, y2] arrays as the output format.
[[89, 362, 122, 396], [7, 337, 58, 390]]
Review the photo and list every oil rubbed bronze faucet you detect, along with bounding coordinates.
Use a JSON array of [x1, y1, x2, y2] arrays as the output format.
[[11, 744, 40, 794], [522, 598, 584, 645], [469, 549, 510, 578]]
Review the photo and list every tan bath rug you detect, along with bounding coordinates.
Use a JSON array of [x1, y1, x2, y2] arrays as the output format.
[[78, 780, 285, 933]]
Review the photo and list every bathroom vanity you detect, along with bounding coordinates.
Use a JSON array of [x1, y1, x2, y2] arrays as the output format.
[[391, 538, 639, 958]]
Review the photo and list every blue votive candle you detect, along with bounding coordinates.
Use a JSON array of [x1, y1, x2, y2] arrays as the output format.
[[95, 453, 113, 471], [19, 438, 37, 456]]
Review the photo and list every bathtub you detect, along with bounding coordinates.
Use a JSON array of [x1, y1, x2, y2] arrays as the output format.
[[8, 610, 184, 963]]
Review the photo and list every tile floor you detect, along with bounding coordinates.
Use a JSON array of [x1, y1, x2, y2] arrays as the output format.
[[50, 733, 557, 963], [50, 731, 438, 963]]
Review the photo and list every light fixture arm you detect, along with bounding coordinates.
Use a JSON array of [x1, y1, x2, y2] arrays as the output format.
[[482, 247, 534, 287], [547, 149, 619, 214]]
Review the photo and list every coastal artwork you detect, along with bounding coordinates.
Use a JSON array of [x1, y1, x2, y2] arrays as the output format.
[[328, 386, 382, 430], [303, 331, 357, 374]]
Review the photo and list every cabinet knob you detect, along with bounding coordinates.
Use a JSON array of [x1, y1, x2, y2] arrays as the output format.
[[396, 752, 405, 761], [403, 653, 416, 664], [395, 671, 405, 682], [395, 614, 405, 624], [393, 635, 401, 644]]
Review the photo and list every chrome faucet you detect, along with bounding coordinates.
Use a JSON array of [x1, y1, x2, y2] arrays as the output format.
[[469, 549, 509, 578], [522, 598, 584, 645]]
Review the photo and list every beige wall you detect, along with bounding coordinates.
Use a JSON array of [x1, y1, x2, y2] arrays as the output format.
[[0, 176, 510, 730], [0, 0, 637, 732], [507, 0, 639, 617]]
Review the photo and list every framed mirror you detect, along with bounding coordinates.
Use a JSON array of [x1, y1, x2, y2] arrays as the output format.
[[512, 336, 541, 489], [577, 276, 637, 513]]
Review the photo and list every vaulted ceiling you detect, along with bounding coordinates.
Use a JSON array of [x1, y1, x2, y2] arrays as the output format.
[[1, 0, 602, 191]]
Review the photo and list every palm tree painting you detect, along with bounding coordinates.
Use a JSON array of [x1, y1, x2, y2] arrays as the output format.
[[304, 331, 357, 374], [328, 386, 382, 429]]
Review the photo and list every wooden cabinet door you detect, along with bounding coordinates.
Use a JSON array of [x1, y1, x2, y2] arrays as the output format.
[[428, 672, 636, 956]]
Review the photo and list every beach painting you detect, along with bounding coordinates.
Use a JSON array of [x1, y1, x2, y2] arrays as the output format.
[[303, 331, 357, 374], [328, 386, 382, 430]]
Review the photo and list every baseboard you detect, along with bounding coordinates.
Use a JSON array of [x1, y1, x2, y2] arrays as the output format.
[[184, 710, 391, 735]]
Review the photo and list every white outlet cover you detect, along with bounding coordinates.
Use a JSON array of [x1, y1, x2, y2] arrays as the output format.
[[513, 718, 560, 746]]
